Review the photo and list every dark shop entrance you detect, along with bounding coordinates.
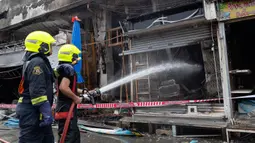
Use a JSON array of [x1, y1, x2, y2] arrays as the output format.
[[226, 18, 255, 115]]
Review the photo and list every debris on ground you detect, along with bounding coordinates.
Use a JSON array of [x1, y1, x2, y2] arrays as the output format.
[[156, 129, 172, 136], [190, 140, 198, 143], [0, 110, 7, 120], [4, 118, 19, 128], [79, 124, 143, 137]]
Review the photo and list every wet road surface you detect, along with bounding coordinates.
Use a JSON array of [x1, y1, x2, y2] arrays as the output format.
[[81, 131, 223, 143], [0, 127, 224, 143]]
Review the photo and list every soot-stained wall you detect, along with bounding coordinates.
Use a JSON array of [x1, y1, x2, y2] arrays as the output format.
[[0, 0, 89, 31]]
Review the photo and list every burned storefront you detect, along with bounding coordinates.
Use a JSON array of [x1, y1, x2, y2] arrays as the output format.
[[0, 0, 100, 104], [217, 0, 255, 141], [0, 41, 24, 104], [0, 0, 238, 140], [126, 17, 213, 102], [119, 0, 227, 135]]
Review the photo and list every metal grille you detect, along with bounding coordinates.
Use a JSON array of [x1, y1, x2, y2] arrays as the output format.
[[0, 40, 24, 55], [0, 66, 22, 80]]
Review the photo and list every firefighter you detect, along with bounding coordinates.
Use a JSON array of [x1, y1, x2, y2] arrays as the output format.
[[55, 44, 83, 143], [16, 31, 56, 143]]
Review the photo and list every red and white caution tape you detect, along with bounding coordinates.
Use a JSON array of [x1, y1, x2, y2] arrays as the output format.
[[78, 98, 223, 109], [0, 98, 223, 109], [0, 104, 16, 109], [1, 95, 254, 109]]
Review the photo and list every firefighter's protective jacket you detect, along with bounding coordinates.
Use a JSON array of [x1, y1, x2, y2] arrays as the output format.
[[56, 63, 76, 103], [18, 52, 55, 106]]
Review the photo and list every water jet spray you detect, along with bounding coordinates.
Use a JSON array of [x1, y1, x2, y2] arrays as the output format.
[[99, 62, 201, 94]]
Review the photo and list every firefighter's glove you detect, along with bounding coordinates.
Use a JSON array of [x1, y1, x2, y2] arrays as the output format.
[[82, 94, 91, 101], [39, 101, 54, 127], [82, 93, 96, 105]]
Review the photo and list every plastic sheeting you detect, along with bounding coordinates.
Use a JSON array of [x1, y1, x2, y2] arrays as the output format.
[[72, 20, 84, 83], [4, 119, 19, 128], [238, 100, 255, 114]]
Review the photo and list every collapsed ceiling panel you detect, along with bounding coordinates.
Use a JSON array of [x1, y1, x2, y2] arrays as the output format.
[[0, 31, 66, 69], [0, 40, 25, 68], [0, 51, 24, 68], [13, 19, 70, 40], [0, 0, 92, 31]]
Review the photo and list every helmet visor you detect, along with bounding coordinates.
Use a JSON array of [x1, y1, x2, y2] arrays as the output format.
[[49, 42, 57, 54], [73, 53, 81, 61]]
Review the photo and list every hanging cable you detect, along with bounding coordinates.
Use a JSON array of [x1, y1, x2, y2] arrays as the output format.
[[146, 9, 199, 29]]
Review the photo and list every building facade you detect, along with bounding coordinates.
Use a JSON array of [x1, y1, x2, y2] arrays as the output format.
[[1, 0, 255, 141]]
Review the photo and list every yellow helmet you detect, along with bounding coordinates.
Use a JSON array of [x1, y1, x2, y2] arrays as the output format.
[[58, 44, 81, 63], [25, 31, 56, 55]]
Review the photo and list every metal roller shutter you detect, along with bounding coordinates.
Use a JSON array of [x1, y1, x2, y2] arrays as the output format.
[[134, 25, 209, 49], [127, 24, 212, 55]]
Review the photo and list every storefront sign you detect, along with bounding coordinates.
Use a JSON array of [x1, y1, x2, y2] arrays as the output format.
[[219, 0, 255, 20]]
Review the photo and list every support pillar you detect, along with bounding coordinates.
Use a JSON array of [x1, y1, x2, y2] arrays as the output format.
[[217, 22, 233, 120], [172, 125, 177, 137]]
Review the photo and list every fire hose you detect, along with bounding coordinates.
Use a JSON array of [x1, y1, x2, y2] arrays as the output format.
[[59, 75, 101, 143], [0, 138, 10, 143], [59, 75, 77, 143]]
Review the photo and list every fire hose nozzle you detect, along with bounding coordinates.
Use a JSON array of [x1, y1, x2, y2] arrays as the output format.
[[82, 93, 95, 105], [81, 88, 101, 105], [94, 88, 101, 96], [88, 88, 101, 97]]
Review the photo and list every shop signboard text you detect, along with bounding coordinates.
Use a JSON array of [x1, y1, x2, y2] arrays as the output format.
[[220, 0, 255, 20]]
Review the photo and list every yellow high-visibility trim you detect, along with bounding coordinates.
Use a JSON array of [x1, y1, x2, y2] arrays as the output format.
[[31, 96, 48, 105], [54, 69, 60, 77], [39, 113, 43, 120], [18, 97, 23, 103]]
